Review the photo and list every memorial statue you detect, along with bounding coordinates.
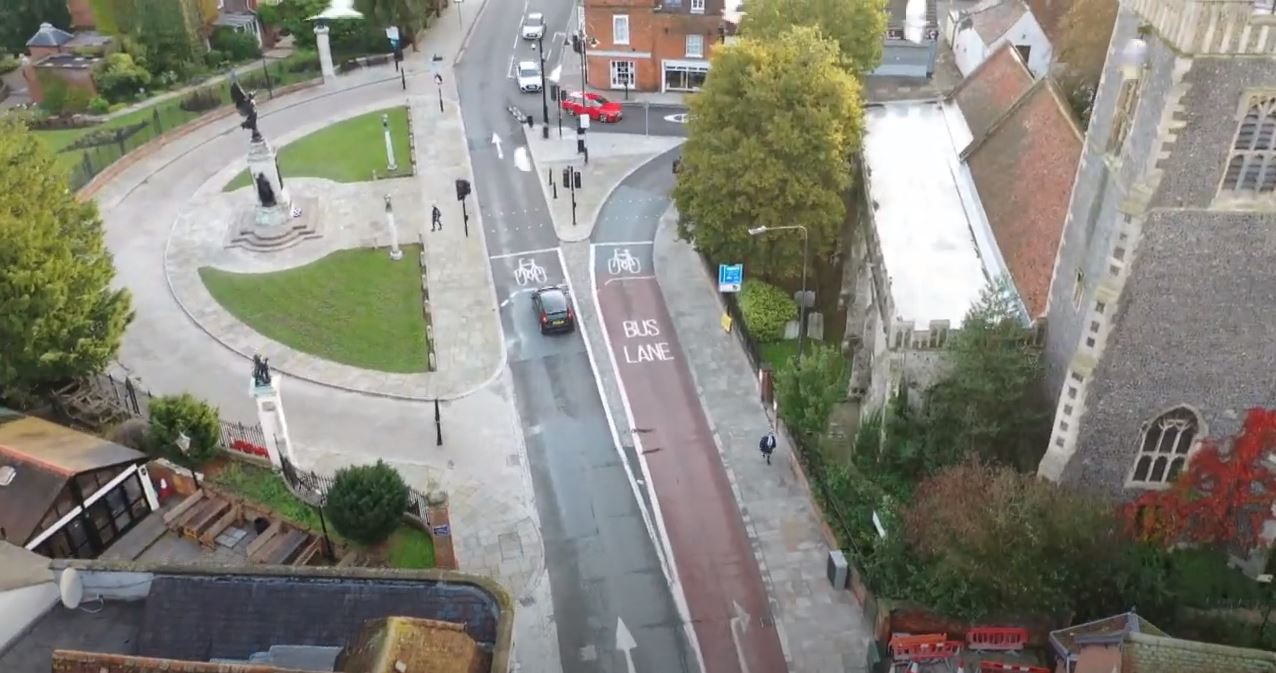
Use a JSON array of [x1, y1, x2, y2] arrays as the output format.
[[229, 78, 261, 142], [252, 354, 272, 387], [255, 173, 277, 208]]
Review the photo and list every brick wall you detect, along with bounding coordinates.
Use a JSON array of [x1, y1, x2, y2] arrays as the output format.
[[53, 650, 292, 673], [67, 0, 96, 29], [584, 7, 719, 91]]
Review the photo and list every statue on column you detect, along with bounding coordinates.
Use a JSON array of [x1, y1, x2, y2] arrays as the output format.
[[252, 354, 273, 387], [255, 173, 277, 207], [229, 79, 262, 142]]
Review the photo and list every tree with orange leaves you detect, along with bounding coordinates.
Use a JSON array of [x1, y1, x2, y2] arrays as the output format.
[[1123, 408, 1276, 552]]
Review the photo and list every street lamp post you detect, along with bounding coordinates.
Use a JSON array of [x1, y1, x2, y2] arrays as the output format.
[[313, 492, 336, 562], [537, 34, 550, 138], [174, 431, 201, 492], [748, 224, 810, 360]]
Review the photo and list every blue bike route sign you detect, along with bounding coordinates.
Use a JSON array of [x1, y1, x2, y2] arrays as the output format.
[[718, 264, 743, 293]]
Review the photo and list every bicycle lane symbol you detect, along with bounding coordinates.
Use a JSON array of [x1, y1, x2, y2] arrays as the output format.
[[514, 257, 548, 287], [607, 248, 642, 276]]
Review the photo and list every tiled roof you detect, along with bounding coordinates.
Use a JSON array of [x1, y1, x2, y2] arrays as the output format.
[[1025, 0, 1068, 43], [337, 617, 488, 673], [52, 651, 309, 673], [970, 0, 1029, 43], [25, 22, 74, 48], [963, 78, 1082, 319], [1122, 632, 1276, 673], [951, 42, 1034, 139]]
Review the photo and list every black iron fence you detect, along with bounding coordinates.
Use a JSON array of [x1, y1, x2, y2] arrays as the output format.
[[700, 254, 765, 374], [278, 454, 428, 520]]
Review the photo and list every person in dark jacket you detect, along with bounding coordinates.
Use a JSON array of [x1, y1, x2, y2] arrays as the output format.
[[759, 431, 776, 465]]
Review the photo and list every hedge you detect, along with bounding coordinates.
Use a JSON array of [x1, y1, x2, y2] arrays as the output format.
[[739, 279, 797, 342]]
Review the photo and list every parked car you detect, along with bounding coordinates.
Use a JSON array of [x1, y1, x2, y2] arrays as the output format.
[[521, 12, 545, 40], [516, 60, 542, 93], [560, 91, 623, 123], [532, 286, 575, 334]]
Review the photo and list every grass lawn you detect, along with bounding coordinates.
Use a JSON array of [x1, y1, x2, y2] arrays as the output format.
[[386, 526, 436, 569], [199, 245, 429, 373], [209, 461, 435, 568], [223, 107, 411, 191], [32, 60, 321, 183]]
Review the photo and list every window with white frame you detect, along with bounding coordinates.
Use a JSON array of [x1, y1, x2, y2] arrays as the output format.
[[691, 0, 705, 12], [685, 34, 704, 58], [612, 15, 630, 45], [610, 60, 635, 89], [1129, 407, 1200, 486], [1254, 0, 1275, 15], [1072, 270, 1085, 309], [1221, 93, 1276, 194]]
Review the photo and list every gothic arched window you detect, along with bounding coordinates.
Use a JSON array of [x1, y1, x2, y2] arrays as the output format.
[[1130, 407, 1200, 486], [1222, 95, 1276, 194]]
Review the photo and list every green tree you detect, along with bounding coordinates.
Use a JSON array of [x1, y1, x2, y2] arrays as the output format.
[[918, 276, 1045, 469], [775, 344, 847, 440], [326, 460, 410, 545], [259, 0, 386, 55], [738, 280, 796, 342], [358, 0, 429, 49], [0, 118, 133, 400], [902, 459, 1138, 620], [147, 393, 221, 465], [673, 26, 863, 279], [0, 0, 72, 56], [739, 0, 888, 76], [95, 52, 153, 102]]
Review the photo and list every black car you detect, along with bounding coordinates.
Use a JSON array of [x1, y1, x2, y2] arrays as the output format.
[[532, 286, 575, 334]]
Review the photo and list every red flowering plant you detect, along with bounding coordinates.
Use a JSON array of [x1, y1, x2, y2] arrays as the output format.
[[1122, 408, 1276, 553]]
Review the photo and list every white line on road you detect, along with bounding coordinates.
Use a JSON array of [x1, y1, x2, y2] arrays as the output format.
[[587, 245, 708, 673], [592, 241, 655, 247], [489, 246, 560, 260], [603, 275, 656, 286]]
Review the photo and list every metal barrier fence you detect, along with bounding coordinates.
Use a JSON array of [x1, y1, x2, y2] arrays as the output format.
[[278, 455, 428, 520]]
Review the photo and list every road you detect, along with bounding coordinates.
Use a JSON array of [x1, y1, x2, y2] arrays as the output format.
[[589, 147, 789, 672], [455, 0, 696, 671]]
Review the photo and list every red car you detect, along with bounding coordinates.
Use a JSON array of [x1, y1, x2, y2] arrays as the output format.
[[561, 92, 624, 123]]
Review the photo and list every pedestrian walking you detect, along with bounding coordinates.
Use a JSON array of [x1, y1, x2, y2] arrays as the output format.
[[759, 430, 776, 465], [431, 204, 442, 231]]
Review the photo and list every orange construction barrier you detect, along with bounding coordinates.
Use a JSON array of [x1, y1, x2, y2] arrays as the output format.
[[979, 662, 1050, 673], [890, 633, 945, 660], [890, 637, 962, 662], [966, 627, 1029, 652]]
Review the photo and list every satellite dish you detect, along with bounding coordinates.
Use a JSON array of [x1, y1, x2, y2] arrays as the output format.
[[60, 567, 84, 609]]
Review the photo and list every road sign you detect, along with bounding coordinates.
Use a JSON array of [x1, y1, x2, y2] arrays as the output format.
[[718, 264, 743, 293], [432, 524, 451, 537]]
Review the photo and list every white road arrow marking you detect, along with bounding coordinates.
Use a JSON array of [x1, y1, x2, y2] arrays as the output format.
[[729, 601, 752, 673], [548, 64, 562, 84], [514, 146, 532, 172], [491, 132, 504, 159], [616, 617, 637, 673]]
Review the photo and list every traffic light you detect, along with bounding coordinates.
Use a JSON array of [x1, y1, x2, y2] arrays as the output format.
[[572, 169, 582, 189], [549, 83, 560, 102], [562, 167, 571, 187], [455, 178, 471, 201], [571, 34, 581, 53]]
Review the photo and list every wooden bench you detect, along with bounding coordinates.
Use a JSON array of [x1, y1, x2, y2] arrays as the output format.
[[292, 537, 320, 566], [183, 498, 230, 540], [168, 497, 216, 534], [246, 520, 283, 559], [258, 529, 309, 565], [162, 491, 205, 527], [199, 503, 242, 548], [336, 550, 361, 567]]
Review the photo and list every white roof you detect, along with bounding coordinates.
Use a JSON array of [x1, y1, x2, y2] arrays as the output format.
[[863, 100, 992, 328], [518, 60, 539, 69], [527, 11, 543, 19]]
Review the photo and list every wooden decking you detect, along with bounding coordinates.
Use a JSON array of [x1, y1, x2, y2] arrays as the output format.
[[163, 491, 323, 567]]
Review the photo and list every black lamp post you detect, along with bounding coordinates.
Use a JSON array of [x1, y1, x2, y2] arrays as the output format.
[[313, 493, 336, 562], [537, 33, 550, 138]]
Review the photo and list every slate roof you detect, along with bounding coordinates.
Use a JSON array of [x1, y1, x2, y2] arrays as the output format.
[[950, 43, 1034, 139], [25, 22, 74, 48], [1121, 632, 1276, 672], [963, 77, 1082, 318], [969, 0, 1029, 43], [0, 542, 54, 591]]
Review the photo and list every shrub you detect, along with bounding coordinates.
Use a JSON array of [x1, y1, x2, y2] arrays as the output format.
[[738, 280, 797, 342], [775, 343, 846, 440], [64, 87, 92, 114], [40, 79, 70, 115], [87, 96, 111, 115], [210, 27, 261, 62], [204, 49, 227, 69], [147, 393, 222, 466], [95, 53, 152, 103], [282, 49, 319, 73], [325, 460, 410, 545], [0, 55, 18, 75], [179, 87, 221, 112], [106, 418, 150, 451]]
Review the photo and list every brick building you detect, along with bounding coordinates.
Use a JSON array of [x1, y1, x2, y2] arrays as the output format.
[[582, 0, 730, 92]]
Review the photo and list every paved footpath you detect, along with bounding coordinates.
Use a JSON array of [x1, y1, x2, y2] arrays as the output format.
[[652, 207, 875, 673]]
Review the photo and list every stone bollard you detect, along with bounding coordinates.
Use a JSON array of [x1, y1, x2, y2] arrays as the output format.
[[426, 490, 457, 569]]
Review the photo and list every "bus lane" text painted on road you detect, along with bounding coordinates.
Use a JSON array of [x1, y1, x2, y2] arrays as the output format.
[[622, 319, 674, 363]]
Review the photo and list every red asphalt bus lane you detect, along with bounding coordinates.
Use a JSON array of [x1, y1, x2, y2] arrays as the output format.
[[596, 277, 788, 673]]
